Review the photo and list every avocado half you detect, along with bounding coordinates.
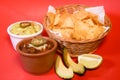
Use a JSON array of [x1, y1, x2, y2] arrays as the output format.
[[63, 48, 85, 74], [55, 55, 74, 79]]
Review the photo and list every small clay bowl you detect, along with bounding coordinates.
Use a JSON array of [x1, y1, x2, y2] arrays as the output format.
[[16, 36, 58, 74]]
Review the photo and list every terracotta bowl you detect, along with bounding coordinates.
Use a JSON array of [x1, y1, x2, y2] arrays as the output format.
[[16, 36, 58, 74]]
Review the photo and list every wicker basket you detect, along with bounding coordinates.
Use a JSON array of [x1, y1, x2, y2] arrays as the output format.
[[44, 4, 111, 57]]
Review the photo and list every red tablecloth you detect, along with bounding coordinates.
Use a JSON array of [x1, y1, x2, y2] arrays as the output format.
[[0, 0, 120, 80]]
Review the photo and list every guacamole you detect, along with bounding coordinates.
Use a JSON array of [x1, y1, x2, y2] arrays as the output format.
[[10, 22, 41, 35]]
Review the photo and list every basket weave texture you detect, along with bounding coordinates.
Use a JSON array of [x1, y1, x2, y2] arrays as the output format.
[[44, 4, 111, 57]]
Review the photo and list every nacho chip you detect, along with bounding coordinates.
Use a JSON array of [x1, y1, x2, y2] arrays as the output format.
[[46, 8, 106, 41], [52, 28, 74, 39], [47, 12, 55, 26], [73, 10, 89, 20], [71, 20, 90, 40], [53, 12, 74, 28]]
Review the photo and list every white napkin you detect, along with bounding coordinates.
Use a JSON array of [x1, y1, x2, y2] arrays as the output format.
[[85, 6, 105, 24], [48, 5, 56, 14]]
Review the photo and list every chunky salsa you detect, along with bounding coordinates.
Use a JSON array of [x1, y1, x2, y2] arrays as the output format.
[[19, 37, 54, 54]]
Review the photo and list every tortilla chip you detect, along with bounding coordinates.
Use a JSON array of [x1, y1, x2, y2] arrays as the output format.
[[47, 8, 106, 41], [73, 10, 89, 20], [53, 14, 60, 25], [52, 28, 74, 39], [71, 20, 90, 40], [47, 12, 55, 26]]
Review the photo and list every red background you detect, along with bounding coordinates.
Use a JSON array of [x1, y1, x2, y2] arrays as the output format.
[[0, 0, 120, 80]]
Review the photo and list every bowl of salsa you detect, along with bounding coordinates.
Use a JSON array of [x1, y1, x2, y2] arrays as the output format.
[[16, 36, 58, 74]]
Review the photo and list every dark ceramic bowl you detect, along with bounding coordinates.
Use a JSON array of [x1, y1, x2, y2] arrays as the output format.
[[16, 36, 58, 74]]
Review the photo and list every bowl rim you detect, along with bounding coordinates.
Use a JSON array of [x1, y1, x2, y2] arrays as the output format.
[[16, 36, 58, 57], [7, 20, 43, 39]]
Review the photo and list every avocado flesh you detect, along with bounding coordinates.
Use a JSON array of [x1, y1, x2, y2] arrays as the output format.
[[63, 48, 85, 74], [55, 56, 74, 79]]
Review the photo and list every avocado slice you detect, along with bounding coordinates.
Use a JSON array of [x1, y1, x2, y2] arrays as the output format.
[[55, 55, 74, 79], [63, 48, 85, 74]]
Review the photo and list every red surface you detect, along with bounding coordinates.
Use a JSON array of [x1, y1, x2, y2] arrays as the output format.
[[0, 0, 120, 80]]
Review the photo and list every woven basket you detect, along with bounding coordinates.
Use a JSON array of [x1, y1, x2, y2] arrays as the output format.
[[44, 4, 111, 57]]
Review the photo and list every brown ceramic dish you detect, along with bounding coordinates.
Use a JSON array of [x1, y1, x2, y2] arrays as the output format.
[[16, 36, 58, 74]]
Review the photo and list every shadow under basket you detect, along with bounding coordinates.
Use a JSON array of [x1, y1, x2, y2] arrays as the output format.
[[44, 4, 112, 57]]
